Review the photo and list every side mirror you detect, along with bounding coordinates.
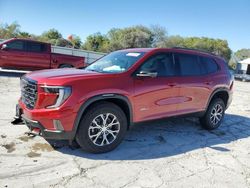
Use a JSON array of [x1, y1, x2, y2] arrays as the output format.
[[136, 71, 157, 78], [1, 44, 8, 50]]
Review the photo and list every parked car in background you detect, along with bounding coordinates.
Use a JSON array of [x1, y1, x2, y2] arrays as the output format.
[[0, 38, 85, 70], [234, 58, 250, 81], [17, 47, 233, 153]]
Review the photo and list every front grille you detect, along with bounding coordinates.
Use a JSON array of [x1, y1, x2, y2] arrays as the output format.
[[21, 77, 38, 109]]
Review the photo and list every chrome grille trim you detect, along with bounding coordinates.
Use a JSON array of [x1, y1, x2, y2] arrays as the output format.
[[21, 77, 38, 109]]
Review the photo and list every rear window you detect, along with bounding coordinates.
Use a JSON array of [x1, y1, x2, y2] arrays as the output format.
[[174, 53, 201, 76], [200, 56, 219, 74], [26, 42, 47, 52]]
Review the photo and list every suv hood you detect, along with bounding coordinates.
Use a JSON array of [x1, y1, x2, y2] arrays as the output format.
[[25, 68, 102, 83]]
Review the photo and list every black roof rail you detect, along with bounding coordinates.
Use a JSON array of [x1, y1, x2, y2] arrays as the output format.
[[171, 47, 218, 56]]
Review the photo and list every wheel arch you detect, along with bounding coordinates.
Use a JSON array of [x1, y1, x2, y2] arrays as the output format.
[[206, 88, 230, 110], [72, 94, 133, 138], [59, 63, 73, 68]]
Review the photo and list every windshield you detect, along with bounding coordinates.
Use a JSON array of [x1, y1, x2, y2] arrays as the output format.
[[0, 39, 9, 45], [85, 51, 145, 73]]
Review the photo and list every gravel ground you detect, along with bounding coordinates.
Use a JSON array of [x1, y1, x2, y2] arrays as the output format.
[[0, 70, 250, 188]]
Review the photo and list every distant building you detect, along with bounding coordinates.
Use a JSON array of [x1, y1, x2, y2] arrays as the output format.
[[236, 58, 250, 74]]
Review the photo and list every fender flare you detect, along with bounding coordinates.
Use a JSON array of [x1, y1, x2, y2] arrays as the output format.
[[205, 88, 230, 110], [71, 94, 133, 137], [58, 63, 73, 68]]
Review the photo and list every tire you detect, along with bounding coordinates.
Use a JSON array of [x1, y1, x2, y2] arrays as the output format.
[[199, 98, 225, 130], [59, 64, 73, 68], [76, 102, 127, 153]]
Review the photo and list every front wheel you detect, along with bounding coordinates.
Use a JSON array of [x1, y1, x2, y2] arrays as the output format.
[[200, 98, 225, 130], [76, 102, 127, 153]]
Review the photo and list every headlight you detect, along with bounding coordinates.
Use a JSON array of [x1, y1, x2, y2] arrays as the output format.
[[41, 86, 72, 108]]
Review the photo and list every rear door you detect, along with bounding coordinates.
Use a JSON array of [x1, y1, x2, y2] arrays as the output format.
[[25, 41, 50, 70], [173, 53, 211, 114], [0, 39, 27, 69], [133, 52, 180, 122]]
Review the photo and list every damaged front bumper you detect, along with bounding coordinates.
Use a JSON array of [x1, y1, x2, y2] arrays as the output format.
[[13, 104, 75, 140], [21, 115, 75, 140]]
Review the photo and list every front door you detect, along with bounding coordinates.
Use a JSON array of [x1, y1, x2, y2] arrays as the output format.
[[133, 53, 180, 122], [0, 39, 27, 69]]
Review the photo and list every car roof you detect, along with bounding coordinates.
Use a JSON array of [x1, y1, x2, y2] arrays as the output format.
[[118, 48, 156, 53], [8, 38, 49, 44], [119, 47, 221, 59]]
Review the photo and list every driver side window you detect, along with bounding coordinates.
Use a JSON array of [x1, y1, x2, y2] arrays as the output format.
[[139, 53, 175, 77], [7, 40, 25, 51]]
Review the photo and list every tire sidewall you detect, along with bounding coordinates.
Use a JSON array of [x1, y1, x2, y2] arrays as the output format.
[[76, 103, 127, 153], [205, 98, 225, 130], [59, 64, 72, 68]]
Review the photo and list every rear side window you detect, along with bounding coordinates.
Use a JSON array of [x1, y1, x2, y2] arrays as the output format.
[[200, 56, 219, 74], [174, 53, 201, 76], [7, 40, 25, 51], [26, 42, 47, 52], [139, 53, 175, 77]]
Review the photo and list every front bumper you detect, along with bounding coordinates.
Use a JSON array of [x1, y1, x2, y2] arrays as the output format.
[[22, 114, 75, 140], [18, 99, 78, 140]]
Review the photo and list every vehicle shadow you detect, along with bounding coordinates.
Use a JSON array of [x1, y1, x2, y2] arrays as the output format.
[[53, 113, 250, 160], [0, 69, 28, 77]]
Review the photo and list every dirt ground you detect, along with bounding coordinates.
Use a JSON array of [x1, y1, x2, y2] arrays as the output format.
[[0, 70, 250, 188]]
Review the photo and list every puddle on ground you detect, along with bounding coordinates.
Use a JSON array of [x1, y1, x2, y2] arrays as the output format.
[[31, 143, 54, 152], [27, 151, 41, 158], [18, 135, 34, 142], [27, 143, 54, 157], [1, 142, 15, 153]]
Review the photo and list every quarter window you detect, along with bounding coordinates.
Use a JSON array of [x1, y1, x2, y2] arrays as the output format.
[[200, 56, 218, 74]]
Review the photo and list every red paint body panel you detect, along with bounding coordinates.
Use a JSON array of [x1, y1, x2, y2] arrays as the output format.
[[0, 38, 85, 70], [17, 48, 233, 138]]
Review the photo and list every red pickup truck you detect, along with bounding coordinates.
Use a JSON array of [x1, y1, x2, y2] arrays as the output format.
[[0, 38, 85, 70]]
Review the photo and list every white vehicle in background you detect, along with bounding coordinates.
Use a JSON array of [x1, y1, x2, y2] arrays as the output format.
[[234, 58, 250, 81]]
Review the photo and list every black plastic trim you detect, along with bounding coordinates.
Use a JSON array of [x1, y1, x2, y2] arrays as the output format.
[[22, 115, 74, 140], [205, 88, 231, 110], [71, 94, 133, 139]]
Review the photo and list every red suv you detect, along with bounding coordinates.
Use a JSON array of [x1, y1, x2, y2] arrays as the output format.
[[17, 48, 233, 153]]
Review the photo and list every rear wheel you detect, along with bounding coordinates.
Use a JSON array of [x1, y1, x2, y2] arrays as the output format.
[[200, 98, 225, 130], [59, 64, 73, 68], [76, 102, 127, 153]]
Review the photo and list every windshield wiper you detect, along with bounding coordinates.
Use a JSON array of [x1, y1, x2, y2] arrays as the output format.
[[85, 69, 102, 73]]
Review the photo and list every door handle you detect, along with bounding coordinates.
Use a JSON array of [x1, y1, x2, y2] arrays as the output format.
[[167, 83, 177, 87], [52, 59, 57, 63], [204, 81, 213, 85]]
